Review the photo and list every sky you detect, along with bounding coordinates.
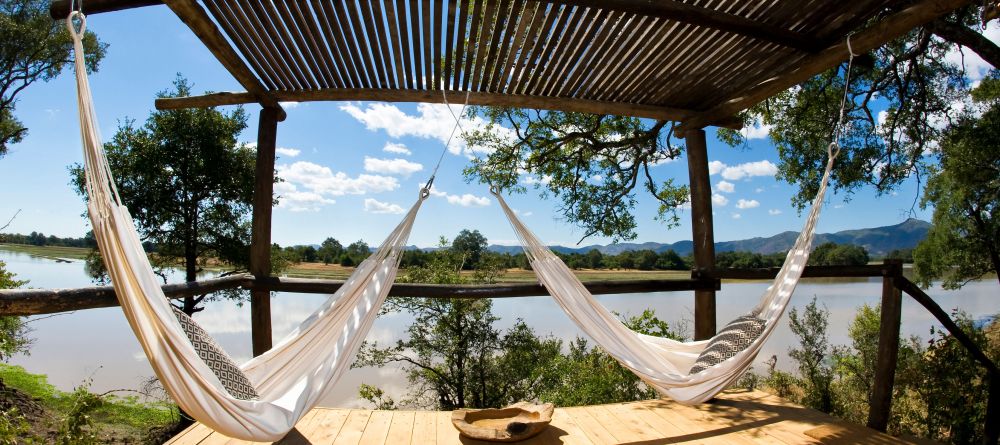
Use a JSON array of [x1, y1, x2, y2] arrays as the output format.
[[1, 8, 996, 249]]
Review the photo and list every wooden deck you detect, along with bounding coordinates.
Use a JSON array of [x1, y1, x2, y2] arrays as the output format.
[[166, 390, 925, 445]]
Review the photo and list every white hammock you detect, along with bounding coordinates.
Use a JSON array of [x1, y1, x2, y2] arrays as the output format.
[[492, 147, 836, 404], [69, 14, 426, 441]]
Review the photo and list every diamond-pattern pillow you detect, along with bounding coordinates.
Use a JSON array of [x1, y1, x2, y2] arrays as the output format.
[[171, 306, 259, 401], [690, 315, 766, 374]]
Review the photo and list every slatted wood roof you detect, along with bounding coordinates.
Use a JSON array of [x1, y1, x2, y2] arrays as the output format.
[[52, 0, 974, 127]]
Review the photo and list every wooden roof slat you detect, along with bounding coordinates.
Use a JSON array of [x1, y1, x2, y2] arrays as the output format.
[[641, 22, 726, 104], [581, 14, 648, 99], [201, 0, 280, 91], [368, 0, 398, 90], [392, 0, 414, 89], [409, 0, 425, 89], [258, 0, 318, 89], [536, 5, 592, 97], [479, 0, 513, 91], [542, 7, 605, 97], [595, 16, 664, 102], [486, 0, 526, 93], [241, 1, 306, 90], [451, 0, 471, 90], [571, 12, 638, 99], [558, 9, 625, 97], [160, 0, 285, 120], [383, 1, 407, 90], [274, 0, 329, 89], [349, 0, 387, 89], [224, 1, 300, 91], [493, 0, 536, 93], [421, 0, 435, 90], [314, 0, 364, 89], [289, 1, 344, 89], [614, 20, 685, 103], [335, 0, 377, 89], [472, 0, 501, 91], [520, 4, 572, 95], [443, 0, 459, 89], [432, 0, 445, 91], [460, 0, 485, 91], [550, 0, 821, 52], [505, 1, 551, 94]]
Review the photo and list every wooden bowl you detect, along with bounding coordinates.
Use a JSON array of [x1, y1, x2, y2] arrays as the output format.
[[451, 402, 554, 442]]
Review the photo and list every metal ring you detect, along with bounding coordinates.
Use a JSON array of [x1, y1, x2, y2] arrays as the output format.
[[67, 11, 86, 36]]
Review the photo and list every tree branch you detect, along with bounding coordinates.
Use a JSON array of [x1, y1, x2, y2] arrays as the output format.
[[0, 209, 20, 232], [927, 20, 1000, 69]]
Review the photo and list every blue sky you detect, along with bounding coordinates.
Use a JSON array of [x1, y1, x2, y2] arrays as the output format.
[[1, 8, 995, 249]]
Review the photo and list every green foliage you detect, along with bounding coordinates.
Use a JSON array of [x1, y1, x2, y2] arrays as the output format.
[[809, 242, 870, 266], [56, 383, 103, 445], [69, 75, 259, 314], [451, 229, 488, 270], [464, 108, 686, 242], [0, 407, 33, 444], [0, 261, 30, 361], [358, 384, 396, 410], [913, 80, 1000, 289], [0, 0, 106, 155], [318, 237, 344, 265], [787, 297, 835, 413]]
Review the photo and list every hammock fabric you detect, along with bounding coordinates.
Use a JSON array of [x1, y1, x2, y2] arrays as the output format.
[[69, 14, 427, 441], [493, 144, 836, 404]]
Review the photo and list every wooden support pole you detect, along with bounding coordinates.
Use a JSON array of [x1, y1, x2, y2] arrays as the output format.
[[250, 107, 279, 357], [987, 374, 1000, 445], [867, 259, 903, 432], [683, 128, 716, 340], [49, 0, 161, 19]]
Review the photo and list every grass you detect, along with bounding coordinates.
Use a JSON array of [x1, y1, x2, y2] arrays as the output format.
[[0, 363, 180, 443], [0, 244, 90, 261]]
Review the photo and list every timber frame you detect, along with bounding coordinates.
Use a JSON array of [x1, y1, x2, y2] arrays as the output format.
[[18, 0, 999, 440]]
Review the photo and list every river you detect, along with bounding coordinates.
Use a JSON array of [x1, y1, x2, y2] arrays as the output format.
[[1, 248, 996, 408]]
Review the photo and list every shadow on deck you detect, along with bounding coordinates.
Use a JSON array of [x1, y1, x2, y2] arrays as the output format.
[[165, 390, 928, 444]]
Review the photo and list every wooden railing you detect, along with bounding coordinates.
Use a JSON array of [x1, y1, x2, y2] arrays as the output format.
[[0, 262, 995, 443]]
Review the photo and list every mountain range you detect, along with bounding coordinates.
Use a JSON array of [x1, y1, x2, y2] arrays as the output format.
[[485, 218, 931, 257]]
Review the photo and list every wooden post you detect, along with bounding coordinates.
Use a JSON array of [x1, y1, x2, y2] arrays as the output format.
[[867, 259, 903, 432], [987, 373, 1000, 445], [683, 128, 716, 340], [250, 107, 279, 357]]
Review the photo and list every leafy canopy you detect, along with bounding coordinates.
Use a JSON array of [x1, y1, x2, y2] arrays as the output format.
[[1, 0, 106, 156]]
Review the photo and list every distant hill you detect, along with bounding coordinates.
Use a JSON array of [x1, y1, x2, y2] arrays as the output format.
[[487, 218, 931, 257]]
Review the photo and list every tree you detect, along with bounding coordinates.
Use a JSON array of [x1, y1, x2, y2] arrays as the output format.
[[317, 237, 343, 265], [463, 5, 998, 241], [70, 76, 258, 315], [809, 243, 870, 266], [787, 297, 835, 413], [913, 78, 1000, 289], [0, 261, 31, 361], [344, 240, 371, 267], [451, 229, 488, 270], [1, 0, 106, 156]]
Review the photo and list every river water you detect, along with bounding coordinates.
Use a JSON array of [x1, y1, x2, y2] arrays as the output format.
[[1, 248, 996, 408]]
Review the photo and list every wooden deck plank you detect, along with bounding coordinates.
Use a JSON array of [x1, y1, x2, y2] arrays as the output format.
[[168, 391, 933, 445], [332, 410, 372, 445], [384, 410, 415, 445], [410, 410, 437, 445], [358, 410, 393, 445]]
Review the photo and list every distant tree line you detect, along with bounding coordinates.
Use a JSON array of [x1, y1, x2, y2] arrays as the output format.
[[1, 231, 96, 248]]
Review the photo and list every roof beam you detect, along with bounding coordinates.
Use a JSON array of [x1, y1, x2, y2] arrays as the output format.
[[161, 0, 285, 121], [546, 0, 822, 52], [49, 0, 162, 20], [154, 88, 743, 129], [679, 0, 976, 131]]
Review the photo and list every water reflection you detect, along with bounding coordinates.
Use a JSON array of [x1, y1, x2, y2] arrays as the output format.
[[2, 249, 996, 407]]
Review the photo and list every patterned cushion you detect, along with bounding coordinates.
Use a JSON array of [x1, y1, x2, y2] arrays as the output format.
[[171, 306, 259, 401], [690, 315, 766, 374]]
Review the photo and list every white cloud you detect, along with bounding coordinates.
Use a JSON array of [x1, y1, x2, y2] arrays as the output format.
[[340, 102, 513, 157], [274, 181, 336, 212], [274, 161, 398, 211], [736, 199, 760, 209], [716, 180, 735, 193], [279, 101, 301, 109], [743, 122, 772, 140], [514, 209, 533, 217], [276, 147, 301, 157], [711, 160, 778, 180], [755, 187, 765, 193], [768, 209, 782, 215], [731, 213, 742, 219], [363, 157, 424, 177], [712, 193, 729, 206], [383, 142, 412, 155], [364, 198, 405, 214], [425, 186, 491, 207], [943, 23, 999, 83], [522, 175, 553, 186], [591, 175, 603, 183]]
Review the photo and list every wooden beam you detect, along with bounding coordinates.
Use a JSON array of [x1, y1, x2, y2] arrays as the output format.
[[547, 0, 821, 53], [250, 277, 720, 298], [249, 107, 279, 357], [695, 264, 889, 280], [684, 128, 716, 341], [868, 259, 903, 432], [161, 0, 286, 121], [679, 0, 976, 130], [0, 274, 247, 316], [49, 0, 161, 19], [155, 89, 742, 128]]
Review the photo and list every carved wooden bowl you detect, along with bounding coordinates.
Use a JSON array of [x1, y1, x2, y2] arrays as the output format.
[[451, 402, 554, 442]]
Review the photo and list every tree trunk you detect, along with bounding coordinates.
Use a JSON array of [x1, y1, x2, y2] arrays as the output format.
[[183, 207, 198, 315]]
